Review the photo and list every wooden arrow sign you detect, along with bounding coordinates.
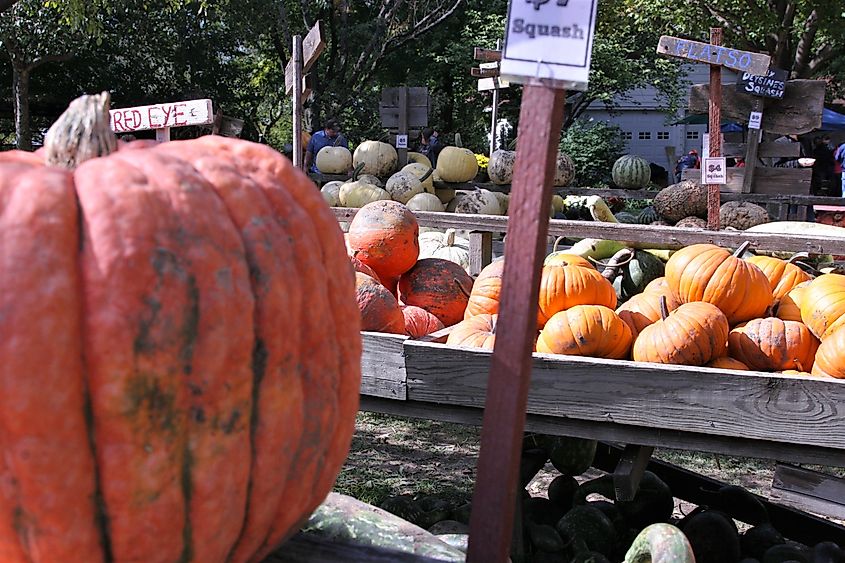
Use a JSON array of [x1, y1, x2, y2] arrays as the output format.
[[473, 47, 502, 62], [284, 22, 325, 95], [657, 35, 770, 75]]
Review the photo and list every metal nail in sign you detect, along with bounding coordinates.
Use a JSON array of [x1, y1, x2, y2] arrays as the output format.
[[499, 0, 597, 90], [657, 36, 770, 76]]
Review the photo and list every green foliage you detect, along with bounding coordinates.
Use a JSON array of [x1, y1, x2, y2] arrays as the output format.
[[560, 120, 627, 188]]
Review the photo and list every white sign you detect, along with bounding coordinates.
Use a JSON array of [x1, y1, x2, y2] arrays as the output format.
[[748, 111, 763, 130], [499, 0, 598, 90], [395, 134, 408, 149], [701, 133, 710, 160], [702, 157, 727, 184], [478, 77, 511, 91], [109, 99, 214, 134]]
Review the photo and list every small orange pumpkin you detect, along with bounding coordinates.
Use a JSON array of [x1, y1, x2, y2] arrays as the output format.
[[347, 200, 419, 282], [398, 258, 474, 327], [811, 324, 845, 378], [727, 317, 819, 372], [401, 305, 445, 339], [544, 252, 594, 269], [617, 290, 681, 339], [538, 265, 617, 328], [536, 305, 632, 359], [746, 254, 812, 301], [350, 254, 380, 283], [446, 314, 497, 350], [643, 277, 672, 294], [706, 357, 749, 370], [355, 272, 405, 334], [776, 280, 811, 322], [633, 299, 729, 366], [464, 260, 504, 319], [665, 242, 773, 325], [800, 273, 845, 340]]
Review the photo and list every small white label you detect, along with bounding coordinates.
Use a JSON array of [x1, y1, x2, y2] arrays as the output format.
[[703, 157, 727, 185], [396, 134, 408, 149], [748, 111, 763, 129], [480, 62, 500, 70]]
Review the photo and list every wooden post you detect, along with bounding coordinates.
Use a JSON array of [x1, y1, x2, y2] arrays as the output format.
[[742, 98, 764, 193], [466, 83, 566, 563], [468, 231, 493, 276], [292, 34, 304, 170], [155, 127, 171, 143], [397, 87, 409, 168], [706, 27, 722, 230], [490, 40, 502, 155]]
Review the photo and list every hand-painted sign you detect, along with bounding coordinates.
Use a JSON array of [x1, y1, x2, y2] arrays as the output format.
[[657, 36, 770, 75], [703, 157, 727, 184], [109, 99, 214, 133], [500, 0, 597, 90], [736, 67, 788, 99]]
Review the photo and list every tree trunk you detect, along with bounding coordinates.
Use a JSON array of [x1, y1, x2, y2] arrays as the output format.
[[440, 67, 454, 135], [12, 66, 32, 151]]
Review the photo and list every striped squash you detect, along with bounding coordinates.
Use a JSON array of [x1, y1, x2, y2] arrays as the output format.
[[612, 155, 651, 189]]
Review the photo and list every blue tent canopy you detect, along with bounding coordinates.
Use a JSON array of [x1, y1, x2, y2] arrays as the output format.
[[820, 108, 845, 131]]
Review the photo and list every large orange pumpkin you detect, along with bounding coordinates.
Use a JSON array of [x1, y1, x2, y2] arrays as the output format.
[[776, 281, 811, 322], [727, 317, 819, 372], [746, 255, 812, 301], [538, 265, 617, 328], [811, 324, 845, 378], [446, 314, 498, 350], [616, 290, 681, 340], [398, 258, 474, 327], [633, 300, 729, 366], [665, 243, 773, 325], [401, 305, 445, 338], [347, 200, 419, 282], [0, 93, 361, 563], [464, 259, 504, 319], [356, 272, 406, 334], [800, 273, 845, 340], [536, 305, 632, 359]]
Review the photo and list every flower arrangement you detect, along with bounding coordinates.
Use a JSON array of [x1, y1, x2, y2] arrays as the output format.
[[475, 153, 489, 170]]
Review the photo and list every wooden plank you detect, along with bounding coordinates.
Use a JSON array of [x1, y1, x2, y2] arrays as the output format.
[[360, 332, 408, 400], [723, 141, 801, 159], [613, 444, 654, 502], [689, 80, 826, 135], [292, 35, 304, 170], [284, 22, 325, 94], [381, 87, 429, 107], [266, 532, 449, 562], [656, 35, 770, 75], [706, 27, 723, 230], [468, 231, 493, 276], [466, 83, 566, 563], [397, 87, 409, 168], [402, 341, 845, 451], [471, 67, 499, 78], [357, 396, 845, 467], [772, 464, 845, 520], [109, 99, 214, 134], [379, 106, 428, 129], [474, 47, 502, 62], [331, 208, 845, 255], [682, 166, 811, 195]]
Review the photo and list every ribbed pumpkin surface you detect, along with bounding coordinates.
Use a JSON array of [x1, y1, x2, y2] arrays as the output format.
[[398, 258, 474, 327], [0, 136, 361, 563], [356, 273, 406, 334], [727, 317, 819, 372], [401, 305, 445, 338]]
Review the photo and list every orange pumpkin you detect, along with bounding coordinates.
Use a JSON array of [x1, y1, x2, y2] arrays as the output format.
[[543, 252, 594, 269], [401, 305, 445, 339], [538, 265, 617, 328], [633, 301, 729, 366], [643, 277, 671, 294], [446, 314, 498, 350], [398, 258, 474, 327], [665, 243, 773, 325], [464, 259, 504, 319], [746, 255, 812, 300], [800, 273, 845, 340], [617, 290, 681, 339], [727, 317, 819, 372], [0, 93, 361, 562], [356, 272, 405, 334], [706, 357, 749, 370], [536, 305, 632, 359], [811, 325, 845, 378], [350, 254, 380, 283], [776, 281, 811, 322], [347, 200, 419, 282]]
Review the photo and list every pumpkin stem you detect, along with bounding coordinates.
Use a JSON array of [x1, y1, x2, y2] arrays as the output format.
[[787, 252, 810, 265], [659, 295, 669, 321], [445, 228, 456, 247], [420, 167, 434, 182], [44, 91, 118, 170], [454, 133, 463, 148], [595, 248, 635, 281], [454, 277, 472, 299], [733, 241, 753, 258], [791, 258, 822, 277], [552, 236, 566, 253], [350, 162, 365, 182]]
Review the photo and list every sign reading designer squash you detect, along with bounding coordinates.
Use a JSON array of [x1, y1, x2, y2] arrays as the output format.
[[499, 0, 597, 90]]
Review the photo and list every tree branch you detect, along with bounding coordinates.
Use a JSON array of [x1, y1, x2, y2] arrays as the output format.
[[792, 8, 817, 78], [807, 42, 835, 75], [0, 0, 18, 14], [24, 53, 73, 73]]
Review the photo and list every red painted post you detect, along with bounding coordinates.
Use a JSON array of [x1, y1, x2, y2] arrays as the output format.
[[466, 83, 566, 563], [707, 27, 723, 230]]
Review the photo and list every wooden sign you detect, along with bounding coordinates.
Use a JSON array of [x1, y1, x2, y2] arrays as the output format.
[[500, 0, 597, 90], [478, 77, 510, 91], [689, 79, 825, 135], [737, 67, 788, 99], [474, 47, 502, 62], [109, 99, 214, 134], [378, 87, 429, 129], [657, 35, 770, 75], [284, 22, 325, 95]]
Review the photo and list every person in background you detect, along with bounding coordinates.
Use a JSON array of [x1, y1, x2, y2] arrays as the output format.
[[417, 128, 443, 167], [673, 149, 699, 182], [811, 135, 836, 195], [835, 141, 845, 197], [304, 118, 348, 173]]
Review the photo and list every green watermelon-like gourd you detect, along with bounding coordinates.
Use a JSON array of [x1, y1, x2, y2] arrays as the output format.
[[637, 206, 659, 224], [612, 155, 651, 189], [624, 524, 695, 563], [613, 250, 665, 300], [548, 436, 598, 476]]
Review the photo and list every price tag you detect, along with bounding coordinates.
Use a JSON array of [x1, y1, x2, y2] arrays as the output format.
[[396, 134, 408, 149], [748, 111, 763, 130], [702, 157, 727, 185]]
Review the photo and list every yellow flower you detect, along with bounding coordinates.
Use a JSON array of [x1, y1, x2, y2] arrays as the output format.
[[475, 153, 489, 169]]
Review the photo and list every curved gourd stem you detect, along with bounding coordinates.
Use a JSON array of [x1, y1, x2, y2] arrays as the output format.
[[792, 259, 823, 277], [349, 162, 366, 182], [659, 295, 669, 321], [445, 228, 456, 247], [454, 132, 463, 148], [733, 241, 753, 257], [553, 236, 566, 253], [595, 248, 635, 281], [44, 91, 118, 170], [786, 252, 810, 265], [420, 167, 434, 182]]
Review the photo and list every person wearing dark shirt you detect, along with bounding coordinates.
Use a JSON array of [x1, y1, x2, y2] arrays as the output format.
[[304, 118, 349, 173], [417, 128, 443, 167]]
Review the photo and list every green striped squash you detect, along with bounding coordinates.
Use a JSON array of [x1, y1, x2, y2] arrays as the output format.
[[611, 155, 651, 189]]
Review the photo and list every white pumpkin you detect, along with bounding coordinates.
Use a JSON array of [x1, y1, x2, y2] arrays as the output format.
[[401, 163, 435, 193], [407, 152, 432, 168], [339, 179, 391, 208], [406, 192, 445, 213], [551, 194, 566, 216], [385, 171, 425, 204], [315, 146, 352, 174], [446, 189, 501, 215], [320, 180, 344, 207], [419, 228, 471, 272], [358, 173, 384, 188], [353, 140, 398, 177], [436, 146, 479, 183], [494, 192, 510, 215], [488, 149, 516, 185]]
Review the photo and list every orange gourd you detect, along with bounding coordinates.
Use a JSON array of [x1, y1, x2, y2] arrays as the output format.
[[347, 200, 420, 282], [536, 305, 632, 359], [811, 324, 845, 378], [544, 252, 594, 269], [464, 259, 505, 319], [617, 290, 681, 339], [800, 273, 845, 340], [538, 265, 617, 328], [350, 254, 381, 283], [706, 357, 749, 370], [727, 317, 819, 372], [356, 273, 406, 334], [398, 258, 474, 327], [665, 243, 773, 325], [401, 305, 445, 338], [0, 93, 361, 563], [776, 281, 810, 322], [633, 300, 729, 366], [447, 314, 498, 350], [746, 254, 812, 301]]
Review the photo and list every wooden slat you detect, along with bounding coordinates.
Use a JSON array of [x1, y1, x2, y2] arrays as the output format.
[[772, 464, 845, 520], [332, 208, 845, 255], [656, 35, 770, 75], [468, 231, 493, 276], [474, 47, 502, 62], [401, 341, 845, 451], [266, 533, 449, 562], [613, 445, 654, 502], [682, 167, 812, 195], [471, 67, 499, 78], [723, 141, 801, 159], [359, 332, 408, 400]]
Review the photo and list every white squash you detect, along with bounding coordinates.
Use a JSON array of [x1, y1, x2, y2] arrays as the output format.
[[488, 149, 515, 185], [407, 152, 432, 168], [437, 146, 479, 182], [494, 192, 510, 215], [315, 146, 352, 174], [419, 228, 471, 272], [406, 192, 445, 213], [385, 170, 425, 204], [358, 173, 384, 188], [446, 189, 501, 215], [339, 171, 391, 207], [320, 180, 344, 207], [401, 163, 435, 193], [353, 140, 398, 177]]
